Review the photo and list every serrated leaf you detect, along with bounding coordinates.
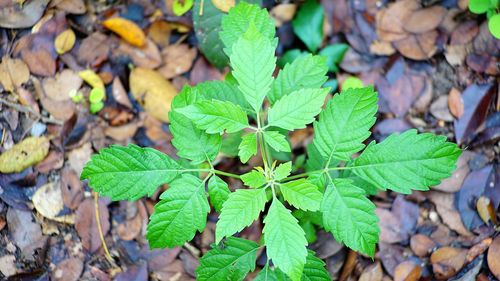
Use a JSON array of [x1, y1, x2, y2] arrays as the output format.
[[216, 188, 268, 242], [301, 250, 331, 281], [241, 170, 267, 188], [313, 87, 378, 163], [176, 99, 249, 134], [264, 199, 307, 281], [254, 265, 289, 281], [220, 2, 275, 56], [292, 0, 324, 52], [269, 54, 328, 104], [320, 179, 379, 257], [281, 179, 322, 211], [352, 129, 462, 194], [81, 144, 181, 201], [230, 24, 276, 112], [196, 237, 259, 281], [170, 87, 221, 164], [274, 162, 292, 181], [267, 88, 329, 131], [146, 174, 209, 248], [208, 175, 231, 213], [263, 131, 291, 152], [239, 133, 258, 163], [195, 80, 252, 113]]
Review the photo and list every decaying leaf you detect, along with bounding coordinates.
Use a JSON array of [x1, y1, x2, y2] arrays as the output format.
[[476, 196, 497, 225], [102, 17, 145, 47], [32, 182, 75, 224], [410, 234, 436, 257], [116, 38, 161, 69], [0, 56, 30, 92], [79, 69, 104, 89], [129, 67, 178, 123], [158, 44, 197, 79], [21, 48, 56, 77], [211, 0, 235, 12], [430, 247, 467, 280], [488, 236, 500, 280], [394, 261, 422, 281], [0, 136, 50, 173], [42, 69, 83, 101], [0, 0, 50, 28], [53, 0, 86, 14], [75, 198, 110, 253], [55, 29, 76, 54]]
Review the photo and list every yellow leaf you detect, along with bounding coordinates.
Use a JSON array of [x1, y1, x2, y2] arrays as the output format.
[[211, 0, 235, 12], [129, 68, 177, 123], [78, 69, 104, 89], [102, 17, 146, 47], [0, 56, 30, 92], [54, 29, 76, 55], [0, 136, 50, 173], [32, 182, 75, 224]]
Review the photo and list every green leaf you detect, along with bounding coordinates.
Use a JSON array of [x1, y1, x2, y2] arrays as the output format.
[[208, 175, 231, 213], [176, 100, 249, 134], [292, 0, 324, 52], [241, 169, 267, 188], [170, 87, 221, 164], [221, 132, 243, 157], [318, 44, 348, 73], [192, 0, 262, 68], [146, 174, 210, 248], [341, 76, 364, 90], [281, 179, 322, 211], [320, 179, 379, 257], [270, 54, 328, 105], [468, 0, 490, 13], [230, 24, 276, 112], [352, 129, 462, 194], [264, 199, 308, 281], [277, 49, 308, 68], [274, 161, 292, 181], [195, 80, 252, 113], [239, 133, 258, 163], [172, 0, 193, 16], [196, 237, 259, 281], [254, 265, 289, 281], [268, 88, 329, 131], [216, 188, 268, 242], [301, 250, 331, 281], [313, 86, 378, 162], [488, 14, 500, 39], [220, 2, 276, 56], [81, 144, 181, 201], [264, 131, 291, 152]]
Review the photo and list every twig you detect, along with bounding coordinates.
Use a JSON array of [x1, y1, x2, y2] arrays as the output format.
[[93, 192, 114, 264], [0, 97, 64, 125]]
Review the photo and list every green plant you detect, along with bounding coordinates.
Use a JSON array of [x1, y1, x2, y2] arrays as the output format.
[[468, 0, 500, 39], [81, 3, 461, 280]]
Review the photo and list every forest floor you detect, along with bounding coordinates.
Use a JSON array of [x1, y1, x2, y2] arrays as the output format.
[[0, 0, 499, 280]]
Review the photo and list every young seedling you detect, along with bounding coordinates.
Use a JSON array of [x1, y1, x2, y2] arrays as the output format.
[[81, 3, 461, 280]]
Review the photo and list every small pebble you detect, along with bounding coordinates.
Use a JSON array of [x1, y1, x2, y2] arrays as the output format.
[[30, 122, 46, 137]]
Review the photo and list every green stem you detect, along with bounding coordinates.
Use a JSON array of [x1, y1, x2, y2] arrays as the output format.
[[280, 166, 351, 182], [212, 169, 241, 179]]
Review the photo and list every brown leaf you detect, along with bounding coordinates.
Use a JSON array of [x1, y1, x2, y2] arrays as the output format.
[[467, 238, 491, 262], [393, 31, 438, 60], [67, 142, 92, 175], [370, 40, 396, 56], [21, 48, 56, 77], [116, 38, 161, 69], [190, 56, 223, 85], [53, 0, 86, 14], [487, 236, 500, 279], [450, 21, 479, 45], [147, 20, 171, 47], [32, 182, 75, 223], [158, 44, 197, 79], [75, 198, 110, 253], [6, 208, 45, 259], [359, 262, 383, 281], [430, 247, 467, 280], [42, 69, 83, 101], [428, 191, 473, 236], [448, 87, 464, 119], [0, 56, 30, 92], [376, 0, 419, 42], [410, 234, 436, 257], [430, 95, 454, 122], [339, 250, 357, 281], [0, 0, 50, 28], [35, 77, 75, 121], [433, 150, 474, 193], [117, 212, 143, 241], [112, 77, 133, 108], [403, 6, 446, 34], [35, 150, 64, 173], [104, 121, 140, 141], [77, 32, 110, 66], [60, 168, 84, 210], [51, 257, 84, 281], [394, 261, 422, 281], [476, 196, 496, 225], [271, 4, 297, 27]]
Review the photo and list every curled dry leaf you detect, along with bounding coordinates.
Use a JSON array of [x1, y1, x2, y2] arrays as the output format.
[[0, 56, 30, 92], [75, 198, 110, 253], [102, 17, 145, 47], [148, 20, 171, 47], [32, 182, 75, 224], [42, 69, 83, 101], [112, 77, 132, 108], [116, 38, 161, 69], [55, 29, 76, 55], [466, 238, 492, 262], [394, 261, 422, 281], [448, 88, 464, 119], [403, 6, 446, 34], [129, 67, 178, 123], [158, 44, 197, 79], [430, 247, 467, 280], [488, 236, 500, 280], [0, 136, 49, 173], [410, 234, 436, 257], [211, 0, 235, 12], [78, 69, 104, 89], [476, 196, 497, 225]]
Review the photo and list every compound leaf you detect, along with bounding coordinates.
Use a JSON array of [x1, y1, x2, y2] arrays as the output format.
[[263, 131, 291, 152], [281, 179, 322, 211], [195, 80, 252, 113], [241, 169, 267, 188], [274, 161, 292, 181], [352, 129, 462, 194], [216, 188, 268, 243], [269, 54, 328, 104], [320, 179, 379, 257], [239, 133, 258, 163], [196, 237, 259, 281], [81, 144, 181, 201], [208, 175, 231, 213], [268, 88, 329, 131], [146, 174, 209, 248], [264, 199, 307, 281], [230, 24, 276, 112], [313, 87, 378, 162], [176, 99, 249, 134]]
